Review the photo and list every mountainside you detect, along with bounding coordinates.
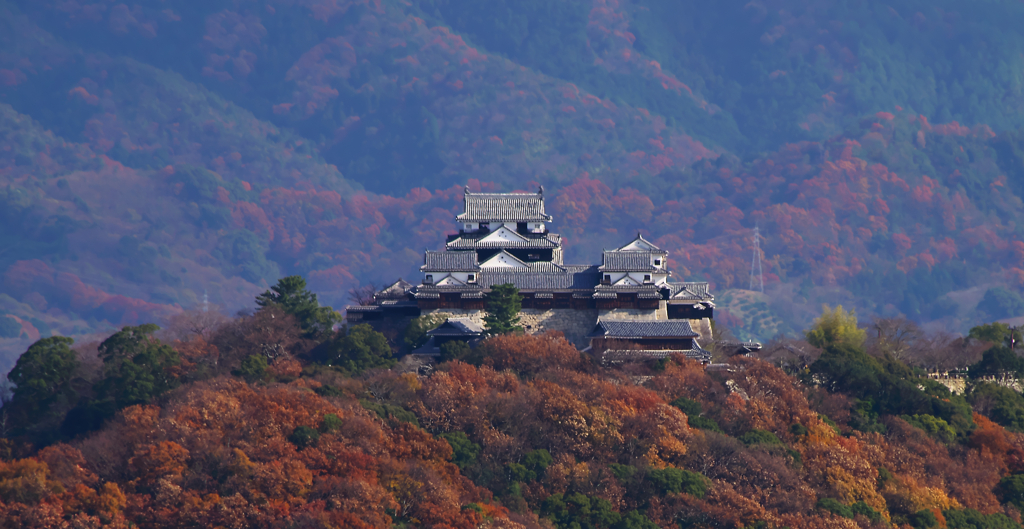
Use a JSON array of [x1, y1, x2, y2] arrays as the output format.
[[6, 301, 1024, 528], [4, 0, 1024, 365]]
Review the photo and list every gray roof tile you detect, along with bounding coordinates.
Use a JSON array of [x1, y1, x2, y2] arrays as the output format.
[[600, 251, 660, 271], [447, 232, 561, 249], [457, 191, 552, 222], [421, 251, 479, 272], [589, 320, 700, 338]]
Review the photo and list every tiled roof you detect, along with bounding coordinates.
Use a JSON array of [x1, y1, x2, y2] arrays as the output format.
[[478, 265, 600, 291], [447, 232, 561, 249], [668, 282, 714, 301], [600, 251, 659, 271], [588, 320, 700, 338], [421, 251, 479, 272], [601, 343, 710, 363], [457, 191, 552, 222], [616, 233, 666, 253]]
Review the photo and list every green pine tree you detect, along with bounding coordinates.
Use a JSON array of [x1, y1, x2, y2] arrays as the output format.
[[484, 283, 522, 335], [256, 276, 341, 340]]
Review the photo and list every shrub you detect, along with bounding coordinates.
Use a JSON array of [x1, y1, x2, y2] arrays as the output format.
[[289, 425, 319, 449]]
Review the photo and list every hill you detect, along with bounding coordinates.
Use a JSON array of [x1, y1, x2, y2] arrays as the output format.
[[4, 0, 1024, 366], [7, 294, 1024, 528]]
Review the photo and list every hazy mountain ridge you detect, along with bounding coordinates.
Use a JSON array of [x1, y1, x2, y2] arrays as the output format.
[[3, 0, 1024, 365]]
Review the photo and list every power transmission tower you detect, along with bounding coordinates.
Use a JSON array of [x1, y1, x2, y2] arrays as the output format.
[[749, 226, 764, 293]]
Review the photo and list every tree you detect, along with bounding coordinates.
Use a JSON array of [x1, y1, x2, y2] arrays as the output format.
[[347, 284, 377, 306], [968, 346, 1024, 379], [805, 305, 865, 350], [95, 324, 181, 408], [321, 324, 395, 373], [978, 287, 1024, 320], [404, 314, 447, 350], [256, 276, 341, 340], [969, 322, 1023, 349], [868, 317, 920, 361], [484, 283, 522, 335], [5, 336, 79, 425]]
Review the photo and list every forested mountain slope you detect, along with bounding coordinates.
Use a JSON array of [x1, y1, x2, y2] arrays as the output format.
[[7, 294, 1024, 528], [3, 0, 1024, 365]]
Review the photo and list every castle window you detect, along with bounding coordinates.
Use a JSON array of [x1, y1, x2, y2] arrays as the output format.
[[604, 274, 611, 282], [468, 274, 476, 283], [465, 224, 472, 230], [425, 275, 434, 284], [644, 274, 652, 283], [654, 258, 662, 266]]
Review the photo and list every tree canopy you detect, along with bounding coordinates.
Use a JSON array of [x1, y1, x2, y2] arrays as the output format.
[[484, 283, 522, 335], [256, 276, 341, 340]]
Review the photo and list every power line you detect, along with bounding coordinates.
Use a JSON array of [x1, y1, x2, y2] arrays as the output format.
[[749, 226, 764, 293]]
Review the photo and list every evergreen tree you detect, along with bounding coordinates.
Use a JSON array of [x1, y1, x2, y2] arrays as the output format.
[[5, 336, 79, 426], [484, 283, 522, 335], [322, 324, 395, 373], [256, 276, 341, 340], [96, 324, 181, 408]]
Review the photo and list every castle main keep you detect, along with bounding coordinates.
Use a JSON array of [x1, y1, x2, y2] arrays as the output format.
[[347, 187, 717, 362]]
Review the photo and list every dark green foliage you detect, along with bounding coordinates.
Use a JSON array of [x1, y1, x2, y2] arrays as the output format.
[[971, 383, 1024, 432], [5, 336, 78, 425], [95, 324, 180, 409], [944, 508, 1023, 529], [969, 323, 1023, 348], [288, 425, 320, 449], [439, 431, 481, 470], [671, 396, 722, 432], [789, 423, 808, 436], [647, 467, 708, 498], [850, 501, 883, 523], [358, 399, 420, 426], [997, 474, 1024, 511], [809, 343, 974, 438], [970, 346, 1024, 379], [739, 429, 783, 446], [484, 284, 522, 334], [541, 492, 657, 529], [236, 355, 268, 383], [403, 314, 446, 350], [440, 340, 472, 363], [507, 448, 552, 482], [670, 396, 701, 416], [979, 288, 1024, 320], [0, 315, 22, 338], [256, 276, 340, 340], [909, 509, 939, 529], [321, 413, 343, 433], [322, 324, 395, 373], [878, 467, 895, 488], [902, 414, 957, 444], [816, 498, 852, 518]]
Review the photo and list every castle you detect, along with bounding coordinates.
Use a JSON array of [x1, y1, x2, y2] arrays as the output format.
[[346, 187, 717, 363]]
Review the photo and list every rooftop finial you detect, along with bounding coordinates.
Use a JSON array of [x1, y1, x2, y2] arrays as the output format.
[[464, 184, 471, 195], [538, 184, 544, 195]]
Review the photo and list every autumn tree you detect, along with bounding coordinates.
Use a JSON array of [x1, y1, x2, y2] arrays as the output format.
[[256, 275, 341, 340], [484, 283, 522, 334]]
